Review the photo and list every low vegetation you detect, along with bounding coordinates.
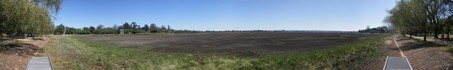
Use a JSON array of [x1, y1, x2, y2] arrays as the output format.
[[53, 22, 174, 35], [46, 34, 387, 69], [358, 26, 391, 33]]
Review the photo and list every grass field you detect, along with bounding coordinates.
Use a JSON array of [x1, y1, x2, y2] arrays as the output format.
[[76, 32, 378, 56], [45, 32, 388, 69]]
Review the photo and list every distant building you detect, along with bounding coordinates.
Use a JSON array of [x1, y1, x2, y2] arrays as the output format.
[[119, 29, 124, 34]]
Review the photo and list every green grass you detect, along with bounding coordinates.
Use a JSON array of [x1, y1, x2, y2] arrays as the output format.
[[47, 35, 387, 70], [247, 36, 386, 70]]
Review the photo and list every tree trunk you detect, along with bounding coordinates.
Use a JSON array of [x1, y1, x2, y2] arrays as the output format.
[[424, 31, 427, 42], [434, 26, 439, 39], [447, 30, 450, 41], [402, 33, 406, 37], [410, 34, 412, 38], [441, 31, 445, 39], [448, 26, 451, 41], [433, 17, 439, 39]]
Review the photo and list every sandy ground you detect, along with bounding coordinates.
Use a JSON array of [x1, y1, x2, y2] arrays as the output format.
[[0, 54, 29, 70], [0, 37, 48, 70]]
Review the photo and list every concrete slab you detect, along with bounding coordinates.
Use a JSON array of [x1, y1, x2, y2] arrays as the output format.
[[26, 56, 53, 70], [384, 56, 412, 70]]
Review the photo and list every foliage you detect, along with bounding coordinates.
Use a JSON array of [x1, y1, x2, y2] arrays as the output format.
[[385, 0, 453, 41], [142, 24, 150, 32], [89, 26, 96, 33], [53, 22, 174, 34], [358, 26, 391, 33], [54, 24, 65, 35], [122, 22, 130, 29], [94, 28, 117, 34], [0, 0, 61, 37]]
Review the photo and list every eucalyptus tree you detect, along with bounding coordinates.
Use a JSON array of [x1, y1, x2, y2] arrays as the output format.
[[54, 24, 65, 35], [150, 23, 157, 29], [443, 0, 453, 40], [143, 24, 150, 31], [123, 22, 130, 29], [89, 26, 96, 33], [424, 0, 448, 38], [410, 0, 429, 41], [387, 0, 428, 41], [97, 24, 104, 30], [131, 22, 137, 29]]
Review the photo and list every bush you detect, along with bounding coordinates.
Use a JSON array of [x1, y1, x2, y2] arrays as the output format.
[[94, 29, 117, 34]]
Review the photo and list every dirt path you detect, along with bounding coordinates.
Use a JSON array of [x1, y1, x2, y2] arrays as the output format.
[[0, 37, 50, 70], [386, 36, 404, 57]]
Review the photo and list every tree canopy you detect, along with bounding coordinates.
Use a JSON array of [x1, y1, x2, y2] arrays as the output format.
[[386, 0, 453, 42], [0, 0, 62, 37]]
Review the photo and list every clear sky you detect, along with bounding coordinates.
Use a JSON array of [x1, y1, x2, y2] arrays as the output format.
[[54, 0, 396, 31]]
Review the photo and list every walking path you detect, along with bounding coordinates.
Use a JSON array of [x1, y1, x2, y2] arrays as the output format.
[[26, 37, 53, 70], [383, 36, 413, 70], [384, 56, 412, 70], [26, 56, 53, 70]]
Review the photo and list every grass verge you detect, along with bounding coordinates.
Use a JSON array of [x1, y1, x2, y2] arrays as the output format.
[[46, 35, 387, 70]]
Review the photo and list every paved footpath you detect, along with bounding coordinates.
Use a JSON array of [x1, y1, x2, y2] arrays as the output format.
[[26, 56, 53, 70], [384, 56, 412, 70]]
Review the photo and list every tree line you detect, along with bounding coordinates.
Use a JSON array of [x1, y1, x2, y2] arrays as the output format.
[[358, 26, 391, 33], [54, 22, 173, 35], [387, 0, 453, 42]]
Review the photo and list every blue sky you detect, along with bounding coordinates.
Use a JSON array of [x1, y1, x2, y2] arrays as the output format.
[[54, 0, 396, 31]]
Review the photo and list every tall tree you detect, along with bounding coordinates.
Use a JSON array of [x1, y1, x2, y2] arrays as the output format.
[[161, 25, 166, 29], [113, 24, 118, 30], [386, 0, 428, 41], [33, 0, 62, 14], [97, 24, 104, 30], [54, 24, 65, 35], [425, 0, 446, 38], [123, 22, 130, 29], [89, 26, 96, 33], [0, 0, 62, 37], [131, 22, 137, 29], [150, 23, 157, 29], [143, 24, 150, 31]]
